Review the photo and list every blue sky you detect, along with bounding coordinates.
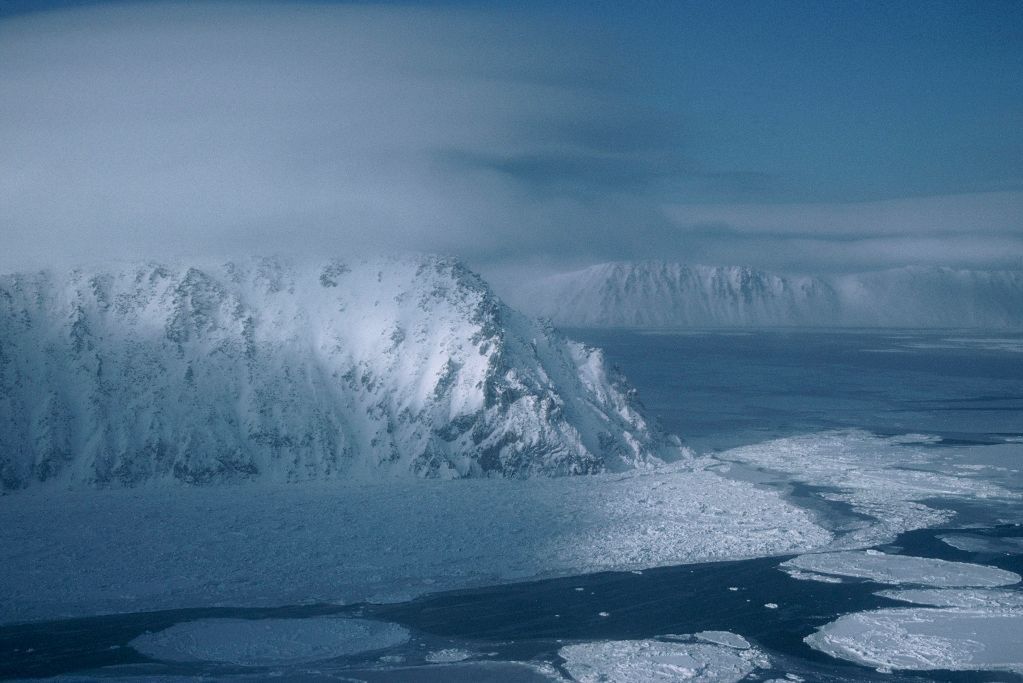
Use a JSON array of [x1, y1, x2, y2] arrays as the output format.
[[1, 1, 1020, 273]]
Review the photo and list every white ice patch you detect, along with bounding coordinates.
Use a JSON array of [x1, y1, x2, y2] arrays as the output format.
[[559, 639, 767, 683], [878, 588, 1023, 609], [719, 430, 1020, 547], [783, 570, 844, 584], [694, 631, 751, 650], [130, 617, 409, 666], [425, 648, 476, 663], [806, 608, 1023, 674], [939, 534, 1023, 554], [781, 551, 1021, 587]]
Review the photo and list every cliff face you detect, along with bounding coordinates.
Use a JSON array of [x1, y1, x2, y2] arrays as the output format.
[[0, 256, 684, 490], [508, 261, 1023, 328], [508, 262, 840, 327]]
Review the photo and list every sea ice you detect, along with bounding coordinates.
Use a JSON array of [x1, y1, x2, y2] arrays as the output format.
[[781, 550, 1021, 587], [425, 648, 476, 663], [718, 430, 1020, 547], [782, 570, 843, 584], [693, 631, 751, 649], [559, 638, 766, 683], [0, 467, 832, 625], [806, 607, 1023, 674], [878, 588, 1023, 609], [939, 533, 1023, 554], [129, 617, 409, 666]]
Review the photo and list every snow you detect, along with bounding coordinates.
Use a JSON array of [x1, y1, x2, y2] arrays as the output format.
[[505, 261, 839, 328], [558, 638, 767, 683], [0, 255, 687, 490], [129, 617, 409, 666], [806, 607, 1023, 674], [0, 465, 832, 625], [503, 261, 1023, 328], [878, 588, 1023, 609], [781, 550, 1021, 587]]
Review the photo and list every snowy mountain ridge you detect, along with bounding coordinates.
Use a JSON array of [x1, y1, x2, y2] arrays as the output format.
[[0, 256, 685, 490], [506, 261, 1023, 328]]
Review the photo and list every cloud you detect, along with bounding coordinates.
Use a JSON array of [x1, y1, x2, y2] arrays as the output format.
[[660, 192, 1023, 273], [0, 2, 1019, 277], [0, 2, 683, 271]]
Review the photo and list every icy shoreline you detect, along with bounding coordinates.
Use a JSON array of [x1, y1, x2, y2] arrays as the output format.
[[3, 429, 1018, 627], [0, 463, 832, 626]]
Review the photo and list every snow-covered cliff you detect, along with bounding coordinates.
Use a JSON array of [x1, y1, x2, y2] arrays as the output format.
[[507, 262, 1023, 328], [833, 267, 1023, 328], [0, 256, 685, 489], [507, 262, 840, 327]]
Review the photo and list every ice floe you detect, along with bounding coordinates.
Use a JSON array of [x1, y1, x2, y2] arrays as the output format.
[[878, 587, 1023, 609], [129, 617, 409, 666], [694, 631, 751, 649], [781, 550, 1021, 587], [783, 570, 843, 584], [806, 607, 1023, 674], [939, 533, 1023, 554], [559, 638, 767, 683]]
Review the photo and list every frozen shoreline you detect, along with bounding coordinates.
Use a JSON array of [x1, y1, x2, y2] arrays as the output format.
[[0, 463, 831, 626], [3, 428, 1018, 628]]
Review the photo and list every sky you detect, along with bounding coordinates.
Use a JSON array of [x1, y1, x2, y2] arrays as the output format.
[[1, 0, 1021, 276]]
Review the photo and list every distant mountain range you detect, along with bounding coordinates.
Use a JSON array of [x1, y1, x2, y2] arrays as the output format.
[[504, 262, 1023, 328], [0, 256, 685, 490]]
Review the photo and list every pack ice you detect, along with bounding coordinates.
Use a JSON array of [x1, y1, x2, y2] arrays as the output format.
[[0, 255, 685, 489]]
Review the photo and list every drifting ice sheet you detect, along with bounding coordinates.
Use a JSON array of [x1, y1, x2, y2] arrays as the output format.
[[130, 617, 409, 666], [0, 467, 831, 624], [939, 534, 1023, 554], [694, 631, 751, 649], [878, 588, 1023, 609], [806, 607, 1023, 674], [781, 550, 1021, 587], [559, 638, 766, 683]]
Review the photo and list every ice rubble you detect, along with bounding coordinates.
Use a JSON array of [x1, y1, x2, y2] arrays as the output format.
[[0, 466, 832, 625], [718, 430, 1020, 546], [558, 637, 767, 683], [0, 255, 684, 488], [806, 607, 1023, 674], [781, 550, 1021, 587], [129, 617, 409, 666], [424, 647, 477, 663]]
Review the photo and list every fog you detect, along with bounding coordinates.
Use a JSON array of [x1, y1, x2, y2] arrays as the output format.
[[1, 2, 1020, 277]]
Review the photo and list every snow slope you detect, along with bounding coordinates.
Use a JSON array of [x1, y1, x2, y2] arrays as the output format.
[[506, 262, 840, 327], [507, 261, 1023, 328], [0, 256, 684, 489]]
